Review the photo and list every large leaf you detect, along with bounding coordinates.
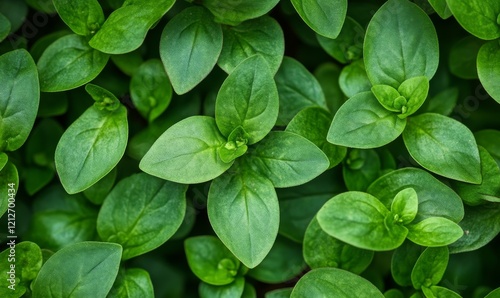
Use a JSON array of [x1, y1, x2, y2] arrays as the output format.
[[52, 0, 104, 36], [207, 167, 279, 268], [446, 0, 500, 40], [0, 49, 39, 152], [215, 55, 279, 144], [245, 131, 330, 188], [477, 40, 500, 104], [140, 116, 232, 184], [291, 0, 347, 39], [55, 104, 128, 194], [327, 91, 407, 149], [364, 0, 439, 88], [159, 6, 222, 94], [32, 242, 122, 298], [200, 0, 280, 26], [37, 34, 109, 92], [97, 173, 187, 260], [402, 113, 481, 183]]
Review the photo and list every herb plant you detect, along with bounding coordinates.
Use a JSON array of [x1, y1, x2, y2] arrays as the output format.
[[1, 0, 500, 297]]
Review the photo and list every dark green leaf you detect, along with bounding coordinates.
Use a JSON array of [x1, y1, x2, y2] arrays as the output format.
[[477, 40, 500, 104], [314, 62, 345, 113], [97, 173, 187, 259], [32, 242, 122, 298], [0, 12, 10, 42], [0, 0, 27, 33], [83, 167, 117, 205], [424, 87, 459, 116], [403, 113, 481, 183], [0, 162, 18, 217], [198, 277, 245, 298], [391, 240, 426, 287], [0, 49, 39, 152], [339, 59, 372, 98], [266, 288, 293, 298], [108, 268, 154, 298], [24, 167, 54, 196], [411, 247, 449, 289], [449, 36, 485, 79], [0, 152, 7, 170], [342, 149, 381, 191], [446, 0, 500, 40], [291, 0, 347, 39], [159, 6, 222, 94], [201, 0, 280, 26], [407, 217, 463, 246], [53, 0, 104, 36], [475, 129, 500, 169], [428, 0, 452, 19], [485, 288, 500, 298], [316, 17, 364, 63]]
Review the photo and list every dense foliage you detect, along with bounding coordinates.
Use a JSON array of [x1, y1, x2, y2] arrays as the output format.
[[0, 0, 499, 297]]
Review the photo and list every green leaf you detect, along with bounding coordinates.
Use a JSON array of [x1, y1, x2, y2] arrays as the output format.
[[475, 129, 500, 169], [0, 49, 39, 152], [291, 268, 384, 298], [339, 59, 371, 98], [207, 167, 279, 268], [111, 49, 143, 76], [108, 268, 154, 298], [391, 240, 426, 286], [291, 0, 347, 39], [247, 236, 306, 284], [384, 289, 405, 298], [477, 40, 500, 104], [407, 217, 464, 246], [0, 12, 10, 42], [32, 242, 122, 298], [242, 282, 257, 298], [0, 152, 6, 170], [266, 288, 293, 298], [364, 0, 439, 88], [342, 149, 381, 191], [391, 188, 418, 225], [314, 62, 345, 113], [403, 113, 481, 183], [449, 36, 485, 79], [286, 107, 347, 169], [424, 87, 459, 116], [245, 131, 330, 188], [316, 17, 364, 63], [85, 83, 121, 111], [159, 6, 222, 94], [367, 168, 465, 223], [451, 147, 500, 206], [53, 0, 104, 36], [422, 286, 463, 298], [317, 191, 408, 251], [55, 104, 128, 194], [216, 55, 278, 144], [89, 0, 175, 54], [327, 91, 407, 149], [218, 16, 284, 75], [0, 0, 27, 33], [184, 235, 241, 286], [199, 277, 245, 298], [427, 0, 452, 19], [396, 76, 429, 118], [411, 247, 449, 289], [37, 34, 109, 92], [446, 0, 500, 40], [218, 126, 249, 163], [97, 173, 187, 260], [83, 167, 117, 205], [275, 57, 328, 125], [25, 118, 63, 169], [0, 241, 42, 297], [485, 288, 500, 298], [140, 116, 232, 184], [130, 59, 172, 122], [303, 217, 373, 274], [200, 0, 280, 26], [371, 84, 402, 113]]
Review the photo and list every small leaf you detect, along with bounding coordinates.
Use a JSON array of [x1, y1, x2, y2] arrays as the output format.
[[339, 59, 371, 98], [199, 277, 245, 298], [428, 0, 452, 19], [291, 0, 347, 39], [108, 268, 154, 298], [407, 217, 464, 246], [317, 191, 407, 251], [0, 12, 10, 42], [185, 235, 241, 286], [391, 241, 426, 287], [422, 286, 463, 298], [475, 129, 500, 169], [140, 116, 232, 184], [411, 247, 449, 290], [342, 149, 381, 191], [216, 55, 279, 144], [327, 91, 407, 149], [403, 113, 481, 183], [477, 40, 500, 104], [397, 76, 429, 118], [371, 84, 403, 113], [391, 188, 418, 225], [424, 87, 459, 116], [446, 0, 500, 40], [37, 34, 109, 92], [200, 0, 280, 26], [97, 173, 187, 260], [53, 0, 104, 36], [159, 6, 222, 94], [314, 62, 345, 113], [31, 242, 122, 298], [449, 36, 485, 79], [245, 131, 329, 188], [208, 167, 279, 268]]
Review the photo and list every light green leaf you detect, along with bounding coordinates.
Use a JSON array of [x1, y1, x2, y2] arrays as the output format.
[[407, 217, 464, 246], [449, 36, 485, 79], [37, 34, 109, 92], [411, 247, 449, 289], [275, 57, 327, 125], [316, 16, 364, 63], [218, 16, 284, 75], [208, 167, 279, 268], [55, 103, 128, 194], [185, 235, 241, 286], [200, 0, 280, 26], [291, 0, 347, 39], [391, 188, 418, 225], [53, 0, 104, 36], [286, 107, 347, 169], [327, 91, 407, 149], [317, 191, 408, 251], [0, 49, 39, 152], [245, 131, 330, 188], [89, 0, 175, 54], [97, 173, 187, 260], [446, 0, 500, 40], [428, 0, 452, 19], [32, 242, 122, 298], [371, 84, 403, 113], [403, 113, 481, 183], [216, 55, 278, 144], [140, 116, 231, 184], [304, 217, 373, 274], [108, 268, 154, 298], [130, 59, 172, 122], [364, 0, 439, 88], [339, 59, 371, 98], [199, 277, 245, 298], [291, 268, 384, 298], [159, 6, 222, 94], [397, 76, 429, 118], [477, 40, 500, 104], [422, 286, 463, 298]]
